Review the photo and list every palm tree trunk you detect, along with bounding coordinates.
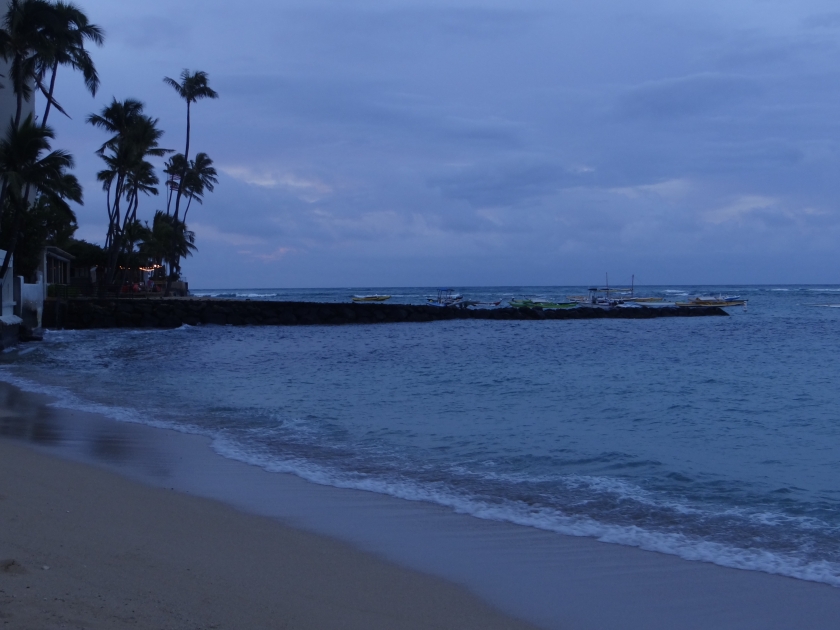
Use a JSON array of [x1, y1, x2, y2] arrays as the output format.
[[183, 195, 194, 222], [13, 60, 24, 130], [41, 62, 60, 129], [104, 177, 126, 286], [166, 102, 191, 296], [173, 102, 191, 222], [166, 182, 174, 215]]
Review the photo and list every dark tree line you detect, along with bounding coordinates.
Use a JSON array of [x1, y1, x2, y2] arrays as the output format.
[[0, 0, 218, 293]]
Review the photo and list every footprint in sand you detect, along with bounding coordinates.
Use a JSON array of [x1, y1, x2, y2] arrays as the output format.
[[0, 559, 26, 574]]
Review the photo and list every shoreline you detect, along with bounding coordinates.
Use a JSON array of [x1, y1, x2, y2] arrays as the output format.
[[0, 437, 536, 630], [3, 380, 840, 629]]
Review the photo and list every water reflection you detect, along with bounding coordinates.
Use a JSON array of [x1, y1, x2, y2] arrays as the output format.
[[90, 431, 134, 462], [0, 382, 63, 443], [0, 380, 174, 477]]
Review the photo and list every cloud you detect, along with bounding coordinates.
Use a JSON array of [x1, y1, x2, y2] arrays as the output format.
[[617, 73, 761, 119], [49, 0, 840, 286], [251, 247, 297, 262], [702, 195, 778, 224], [610, 179, 692, 200], [803, 12, 840, 29], [429, 160, 580, 208], [219, 166, 332, 201], [114, 16, 189, 50], [191, 222, 266, 247]]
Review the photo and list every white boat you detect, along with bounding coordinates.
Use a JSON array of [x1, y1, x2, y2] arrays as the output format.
[[427, 288, 463, 307]]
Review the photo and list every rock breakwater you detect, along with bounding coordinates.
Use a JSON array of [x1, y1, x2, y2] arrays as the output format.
[[42, 298, 728, 330]]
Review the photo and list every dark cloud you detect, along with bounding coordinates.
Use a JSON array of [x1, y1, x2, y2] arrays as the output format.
[[803, 12, 840, 28], [113, 16, 189, 51], [616, 73, 761, 119], [214, 74, 524, 151], [429, 161, 584, 208]]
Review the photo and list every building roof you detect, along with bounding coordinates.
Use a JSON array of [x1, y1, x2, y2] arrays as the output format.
[[44, 246, 75, 262]]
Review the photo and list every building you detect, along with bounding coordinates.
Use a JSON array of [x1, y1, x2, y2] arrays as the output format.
[[1, 1, 40, 346]]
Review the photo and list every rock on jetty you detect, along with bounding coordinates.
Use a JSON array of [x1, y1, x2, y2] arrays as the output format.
[[42, 298, 728, 330]]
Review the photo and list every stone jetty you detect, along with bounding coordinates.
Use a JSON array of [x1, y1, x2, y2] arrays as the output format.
[[42, 298, 728, 330]]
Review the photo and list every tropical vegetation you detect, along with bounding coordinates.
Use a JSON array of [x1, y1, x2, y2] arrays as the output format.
[[0, 0, 218, 294]]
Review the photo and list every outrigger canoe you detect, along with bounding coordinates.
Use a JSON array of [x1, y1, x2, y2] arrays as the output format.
[[510, 298, 577, 309], [351, 295, 391, 303], [676, 297, 747, 307]]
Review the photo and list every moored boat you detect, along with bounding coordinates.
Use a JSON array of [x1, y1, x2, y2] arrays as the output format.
[[675, 296, 747, 307], [351, 294, 391, 303], [510, 298, 577, 309], [427, 288, 463, 307]]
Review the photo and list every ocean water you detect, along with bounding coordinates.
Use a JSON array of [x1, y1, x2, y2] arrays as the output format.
[[3, 285, 840, 587]]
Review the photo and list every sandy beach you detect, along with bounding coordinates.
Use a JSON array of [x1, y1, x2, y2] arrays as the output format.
[[0, 437, 536, 630], [3, 381, 840, 630]]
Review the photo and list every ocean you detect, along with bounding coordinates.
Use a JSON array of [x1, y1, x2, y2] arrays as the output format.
[[2, 285, 840, 587]]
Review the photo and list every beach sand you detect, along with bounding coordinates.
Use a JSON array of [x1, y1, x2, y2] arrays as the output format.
[[3, 382, 840, 630], [0, 438, 536, 630]]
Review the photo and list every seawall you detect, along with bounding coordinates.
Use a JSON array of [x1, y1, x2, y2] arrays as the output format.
[[41, 298, 728, 330]]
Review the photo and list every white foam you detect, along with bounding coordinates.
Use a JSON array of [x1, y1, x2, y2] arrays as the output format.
[[5, 351, 840, 591], [208, 434, 840, 589], [0, 369, 211, 439]]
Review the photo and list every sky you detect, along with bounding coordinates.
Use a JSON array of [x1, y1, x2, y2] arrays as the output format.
[[44, 0, 840, 288]]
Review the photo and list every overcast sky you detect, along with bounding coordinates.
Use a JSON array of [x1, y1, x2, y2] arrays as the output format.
[[48, 0, 840, 288]]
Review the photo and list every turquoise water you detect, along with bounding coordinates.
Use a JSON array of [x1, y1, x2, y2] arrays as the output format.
[[3, 285, 840, 585]]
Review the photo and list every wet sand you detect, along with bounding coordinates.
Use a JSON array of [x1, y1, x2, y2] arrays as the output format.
[[2, 381, 840, 629], [0, 437, 536, 630]]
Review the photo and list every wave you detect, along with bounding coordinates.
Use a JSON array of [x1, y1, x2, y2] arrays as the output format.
[[0, 368, 211, 439], [4, 331, 840, 592], [191, 292, 283, 299], [209, 433, 840, 587]]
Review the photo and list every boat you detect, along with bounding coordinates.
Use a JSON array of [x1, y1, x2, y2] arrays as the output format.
[[351, 294, 391, 303], [615, 275, 663, 302], [569, 288, 625, 306], [427, 288, 463, 307], [569, 274, 632, 307], [510, 298, 577, 309], [675, 296, 747, 307]]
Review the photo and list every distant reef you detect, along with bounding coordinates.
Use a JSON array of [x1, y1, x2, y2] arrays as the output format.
[[41, 298, 728, 330]]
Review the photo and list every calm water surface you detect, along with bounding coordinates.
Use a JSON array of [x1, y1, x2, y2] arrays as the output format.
[[2, 285, 840, 585]]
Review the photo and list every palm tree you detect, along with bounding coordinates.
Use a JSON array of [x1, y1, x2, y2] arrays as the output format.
[[0, 0, 55, 129], [182, 152, 217, 221], [138, 210, 171, 271], [0, 114, 82, 281], [2, 192, 78, 281], [87, 98, 169, 285], [162, 152, 186, 214], [139, 210, 196, 281], [36, 1, 104, 127], [162, 69, 218, 222]]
